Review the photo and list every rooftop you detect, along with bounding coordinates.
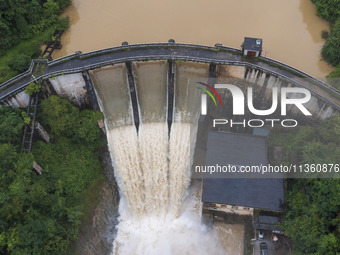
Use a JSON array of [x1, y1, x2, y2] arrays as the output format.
[[253, 215, 284, 232], [243, 37, 263, 52], [201, 132, 285, 212]]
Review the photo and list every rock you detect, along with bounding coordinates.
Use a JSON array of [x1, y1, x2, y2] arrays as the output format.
[[75, 149, 120, 255], [33, 161, 43, 175], [35, 122, 50, 143], [273, 146, 286, 162]]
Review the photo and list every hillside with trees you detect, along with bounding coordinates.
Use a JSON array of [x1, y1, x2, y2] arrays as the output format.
[[0, 96, 104, 254], [0, 0, 70, 83], [268, 114, 340, 254], [0, 0, 70, 52], [312, 0, 340, 89]]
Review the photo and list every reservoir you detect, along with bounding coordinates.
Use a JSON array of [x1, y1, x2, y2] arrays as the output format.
[[53, 0, 333, 78]]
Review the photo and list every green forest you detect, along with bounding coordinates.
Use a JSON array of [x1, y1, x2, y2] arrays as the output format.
[[0, 96, 104, 254], [312, 0, 340, 88], [0, 0, 71, 83], [268, 114, 340, 255], [277, 1, 340, 248]]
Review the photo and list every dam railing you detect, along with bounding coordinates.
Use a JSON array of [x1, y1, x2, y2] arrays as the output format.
[[1, 42, 340, 109]]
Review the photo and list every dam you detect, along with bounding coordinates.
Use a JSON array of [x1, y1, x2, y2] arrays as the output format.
[[1, 42, 340, 117], [1, 42, 340, 254]]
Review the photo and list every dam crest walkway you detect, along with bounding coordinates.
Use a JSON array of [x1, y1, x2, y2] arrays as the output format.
[[0, 42, 340, 109]]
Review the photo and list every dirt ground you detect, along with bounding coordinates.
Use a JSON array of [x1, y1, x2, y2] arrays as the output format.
[[214, 222, 244, 255]]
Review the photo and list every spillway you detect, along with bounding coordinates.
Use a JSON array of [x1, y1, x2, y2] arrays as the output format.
[[90, 61, 225, 255]]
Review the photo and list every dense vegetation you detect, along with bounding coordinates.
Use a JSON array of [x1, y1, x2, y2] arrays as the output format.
[[0, 0, 70, 52], [0, 96, 104, 254], [0, 0, 70, 83], [268, 115, 340, 254], [312, 0, 340, 88]]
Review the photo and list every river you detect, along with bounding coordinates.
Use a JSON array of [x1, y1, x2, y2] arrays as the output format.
[[53, 0, 333, 78]]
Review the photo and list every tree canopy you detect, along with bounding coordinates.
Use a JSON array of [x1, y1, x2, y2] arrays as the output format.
[[311, 0, 340, 82], [269, 114, 340, 254], [311, 0, 340, 24], [0, 97, 104, 254], [321, 21, 340, 67], [0, 0, 70, 84], [0, 0, 71, 53], [39, 95, 104, 143], [0, 106, 24, 144]]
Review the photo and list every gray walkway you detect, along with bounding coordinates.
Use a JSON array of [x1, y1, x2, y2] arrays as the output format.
[[1, 43, 340, 109]]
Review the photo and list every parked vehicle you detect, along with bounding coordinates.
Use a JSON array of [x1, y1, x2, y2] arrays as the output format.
[[272, 233, 282, 249], [258, 229, 264, 240], [260, 242, 268, 255]]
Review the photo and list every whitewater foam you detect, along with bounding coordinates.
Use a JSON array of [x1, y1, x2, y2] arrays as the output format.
[[107, 122, 225, 255]]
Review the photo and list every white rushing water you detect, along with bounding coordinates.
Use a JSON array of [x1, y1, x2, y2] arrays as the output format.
[[91, 62, 225, 255], [107, 122, 225, 255]]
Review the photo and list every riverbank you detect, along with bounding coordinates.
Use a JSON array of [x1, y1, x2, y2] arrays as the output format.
[[0, 27, 53, 84], [311, 0, 340, 89], [0, 95, 109, 254], [0, 1, 70, 84], [267, 114, 340, 254], [73, 149, 119, 255]]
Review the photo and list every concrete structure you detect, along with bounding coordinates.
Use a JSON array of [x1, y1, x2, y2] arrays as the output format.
[[0, 43, 339, 125], [253, 215, 284, 233], [253, 127, 270, 137], [48, 73, 89, 107], [201, 132, 285, 215], [242, 37, 263, 57]]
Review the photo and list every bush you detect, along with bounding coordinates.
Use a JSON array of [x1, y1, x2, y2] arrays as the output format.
[[0, 106, 24, 144], [321, 21, 340, 66], [19, 44, 42, 59], [283, 178, 340, 255], [0, 0, 71, 53], [270, 115, 340, 254], [56, 17, 70, 31], [25, 82, 41, 95], [39, 95, 103, 143], [21, 111, 31, 125], [16, 15, 31, 39], [8, 54, 31, 73], [311, 0, 340, 24], [39, 95, 79, 138], [0, 66, 18, 84], [326, 64, 340, 90], [0, 21, 13, 51], [321, 29, 329, 39], [56, 0, 72, 10], [0, 98, 104, 254]]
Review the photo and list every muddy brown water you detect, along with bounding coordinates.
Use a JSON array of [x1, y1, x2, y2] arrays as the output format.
[[52, 0, 333, 78]]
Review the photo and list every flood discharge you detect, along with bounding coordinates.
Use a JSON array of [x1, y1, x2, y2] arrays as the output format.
[[90, 62, 225, 254]]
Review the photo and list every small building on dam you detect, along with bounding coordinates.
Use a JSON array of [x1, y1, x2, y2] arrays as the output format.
[[242, 37, 263, 57]]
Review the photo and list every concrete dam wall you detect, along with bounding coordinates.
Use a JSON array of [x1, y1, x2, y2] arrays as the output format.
[[0, 43, 339, 124], [1, 66, 338, 126]]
